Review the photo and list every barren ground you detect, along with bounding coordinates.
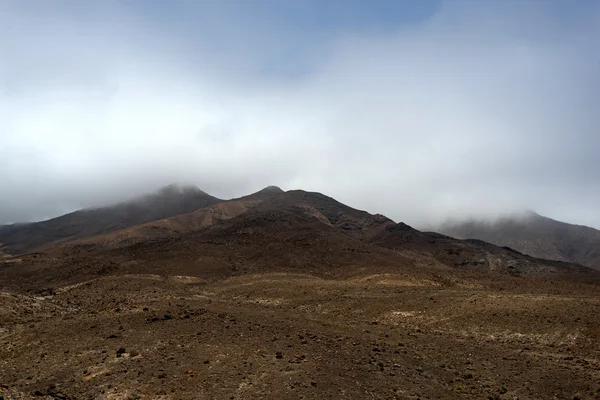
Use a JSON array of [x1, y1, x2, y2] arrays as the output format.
[[2, 270, 599, 400]]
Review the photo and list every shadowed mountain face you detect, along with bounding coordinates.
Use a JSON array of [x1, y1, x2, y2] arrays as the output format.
[[438, 212, 600, 271], [0, 184, 222, 255]]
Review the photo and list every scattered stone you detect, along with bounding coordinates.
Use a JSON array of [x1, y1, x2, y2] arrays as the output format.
[[116, 347, 126, 357]]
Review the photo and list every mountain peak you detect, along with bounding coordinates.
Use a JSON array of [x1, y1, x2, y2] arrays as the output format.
[[157, 183, 205, 195], [521, 209, 542, 219], [258, 185, 284, 193], [239, 185, 285, 201]]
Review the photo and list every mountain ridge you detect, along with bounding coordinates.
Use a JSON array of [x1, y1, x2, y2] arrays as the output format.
[[0, 183, 223, 255], [438, 212, 600, 271]]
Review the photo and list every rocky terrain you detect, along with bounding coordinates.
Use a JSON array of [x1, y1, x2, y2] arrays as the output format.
[[438, 211, 600, 271], [1, 186, 600, 399]]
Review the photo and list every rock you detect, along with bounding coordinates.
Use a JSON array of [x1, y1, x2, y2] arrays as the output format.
[[116, 347, 126, 357]]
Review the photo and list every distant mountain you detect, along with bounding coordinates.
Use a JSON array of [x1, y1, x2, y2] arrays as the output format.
[[369, 221, 594, 281], [0, 183, 222, 255], [437, 211, 600, 271]]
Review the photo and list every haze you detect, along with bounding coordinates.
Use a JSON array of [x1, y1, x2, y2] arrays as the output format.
[[1, 0, 599, 228]]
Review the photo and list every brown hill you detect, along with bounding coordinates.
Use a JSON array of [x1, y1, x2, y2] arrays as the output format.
[[252, 190, 396, 240], [0, 183, 222, 255], [56, 186, 286, 251], [438, 211, 600, 271], [49, 188, 394, 254], [3, 189, 598, 290]]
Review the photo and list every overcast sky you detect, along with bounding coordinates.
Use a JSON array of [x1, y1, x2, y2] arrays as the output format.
[[1, 0, 599, 228]]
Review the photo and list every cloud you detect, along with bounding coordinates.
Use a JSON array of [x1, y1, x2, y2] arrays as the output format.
[[1, 0, 599, 228]]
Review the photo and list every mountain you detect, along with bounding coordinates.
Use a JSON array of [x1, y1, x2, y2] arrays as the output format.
[[0, 183, 222, 255], [369, 221, 596, 281], [2, 190, 600, 400], [3, 188, 597, 290], [437, 211, 600, 271], [56, 185, 286, 251]]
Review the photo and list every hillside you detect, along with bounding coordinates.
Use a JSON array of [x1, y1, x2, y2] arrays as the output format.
[[3, 188, 597, 290], [55, 185, 286, 251], [2, 188, 600, 399], [438, 211, 600, 271], [370, 222, 597, 282], [0, 183, 222, 255]]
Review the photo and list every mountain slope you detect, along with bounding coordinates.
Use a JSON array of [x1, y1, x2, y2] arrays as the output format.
[[58, 186, 285, 250], [4, 189, 599, 290], [0, 184, 222, 255], [438, 212, 600, 271], [252, 190, 396, 241], [369, 221, 597, 282], [49, 188, 396, 254]]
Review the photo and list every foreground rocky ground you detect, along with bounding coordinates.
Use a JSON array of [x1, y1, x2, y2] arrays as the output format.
[[2, 270, 599, 400]]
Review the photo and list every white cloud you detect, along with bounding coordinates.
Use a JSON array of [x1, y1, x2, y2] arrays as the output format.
[[1, 1, 599, 228]]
